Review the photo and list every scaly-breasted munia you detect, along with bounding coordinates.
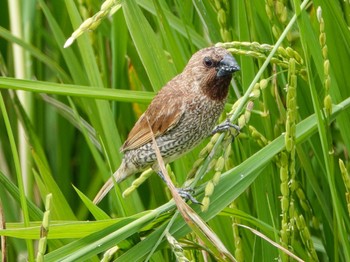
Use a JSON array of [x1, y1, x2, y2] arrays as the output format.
[[93, 46, 240, 204]]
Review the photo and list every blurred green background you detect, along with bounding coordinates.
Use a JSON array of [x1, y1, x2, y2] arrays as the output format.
[[0, 0, 350, 261]]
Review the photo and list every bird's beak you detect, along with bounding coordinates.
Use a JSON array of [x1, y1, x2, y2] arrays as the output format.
[[216, 54, 240, 77]]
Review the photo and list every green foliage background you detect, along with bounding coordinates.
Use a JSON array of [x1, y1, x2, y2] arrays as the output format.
[[0, 0, 350, 261]]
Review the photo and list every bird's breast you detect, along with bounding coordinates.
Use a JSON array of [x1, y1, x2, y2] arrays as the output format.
[[157, 95, 225, 155], [184, 95, 226, 133]]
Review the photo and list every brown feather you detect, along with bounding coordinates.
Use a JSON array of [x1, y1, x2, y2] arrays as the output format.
[[121, 78, 187, 152]]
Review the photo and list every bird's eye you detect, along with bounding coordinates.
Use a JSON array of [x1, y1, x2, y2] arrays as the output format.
[[203, 57, 214, 67]]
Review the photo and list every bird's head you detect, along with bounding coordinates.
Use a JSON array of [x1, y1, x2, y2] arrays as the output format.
[[184, 47, 240, 100]]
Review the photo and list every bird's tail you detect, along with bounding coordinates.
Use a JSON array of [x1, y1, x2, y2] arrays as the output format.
[[93, 163, 130, 204], [93, 175, 116, 204]]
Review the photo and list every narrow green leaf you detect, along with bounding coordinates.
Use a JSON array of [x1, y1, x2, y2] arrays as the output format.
[[123, 0, 176, 91], [0, 77, 153, 103]]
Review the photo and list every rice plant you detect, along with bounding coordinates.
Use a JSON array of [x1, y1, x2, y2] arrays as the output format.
[[0, 0, 350, 261]]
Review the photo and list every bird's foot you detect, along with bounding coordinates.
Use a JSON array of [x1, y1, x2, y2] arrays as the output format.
[[156, 171, 201, 204], [176, 187, 202, 205], [211, 119, 240, 136]]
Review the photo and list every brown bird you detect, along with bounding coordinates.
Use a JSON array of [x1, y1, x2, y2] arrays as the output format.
[[93, 46, 240, 204]]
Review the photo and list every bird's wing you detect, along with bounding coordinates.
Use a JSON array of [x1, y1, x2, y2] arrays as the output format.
[[121, 86, 186, 152]]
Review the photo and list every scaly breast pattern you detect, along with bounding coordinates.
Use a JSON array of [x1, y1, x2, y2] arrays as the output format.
[[124, 95, 226, 171]]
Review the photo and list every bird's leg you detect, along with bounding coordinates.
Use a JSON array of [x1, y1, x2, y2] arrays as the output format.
[[211, 119, 240, 136], [156, 171, 201, 204]]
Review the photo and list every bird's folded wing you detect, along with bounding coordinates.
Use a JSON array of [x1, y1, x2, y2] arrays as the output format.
[[121, 91, 185, 152]]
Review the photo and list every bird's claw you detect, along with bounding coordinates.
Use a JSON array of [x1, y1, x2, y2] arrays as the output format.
[[176, 187, 202, 205], [211, 119, 240, 136]]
